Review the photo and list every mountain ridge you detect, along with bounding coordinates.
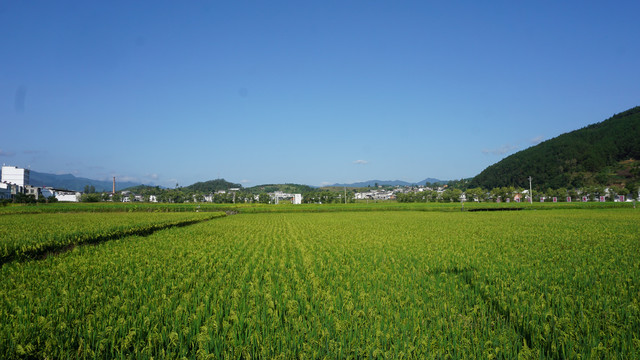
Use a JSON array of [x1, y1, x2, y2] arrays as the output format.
[[329, 178, 444, 188], [19, 171, 142, 192], [469, 106, 640, 190]]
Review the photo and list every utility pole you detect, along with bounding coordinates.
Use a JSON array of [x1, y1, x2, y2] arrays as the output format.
[[344, 186, 347, 204], [230, 188, 240, 204], [528, 176, 533, 204]]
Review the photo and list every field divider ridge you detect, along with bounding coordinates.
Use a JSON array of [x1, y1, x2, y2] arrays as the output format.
[[425, 266, 546, 357], [455, 269, 557, 358], [0, 212, 226, 267]]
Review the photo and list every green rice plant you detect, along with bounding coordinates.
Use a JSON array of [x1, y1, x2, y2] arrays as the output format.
[[0, 212, 224, 264], [0, 209, 638, 358]]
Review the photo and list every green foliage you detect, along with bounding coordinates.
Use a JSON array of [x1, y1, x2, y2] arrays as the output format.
[[12, 193, 36, 204], [301, 189, 354, 204], [446, 178, 474, 190], [257, 193, 270, 204], [470, 106, 640, 189], [122, 184, 163, 195], [80, 193, 101, 202]]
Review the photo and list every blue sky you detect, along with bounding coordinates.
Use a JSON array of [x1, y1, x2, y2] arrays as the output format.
[[1, 1, 639, 187]]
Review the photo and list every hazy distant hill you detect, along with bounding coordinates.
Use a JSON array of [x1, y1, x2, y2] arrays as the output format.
[[27, 171, 141, 192], [469, 106, 640, 190], [330, 178, 443, 188], [245, 183, 315, 194]]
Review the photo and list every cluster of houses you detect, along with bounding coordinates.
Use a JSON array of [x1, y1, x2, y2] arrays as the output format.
[[354, 185, 450, 201], [120, 190, 303, 204], [3, 165, 635, 204], [357, 184, 636, 203], [354, 189, 397, 201], [0, 166, 82, 202]]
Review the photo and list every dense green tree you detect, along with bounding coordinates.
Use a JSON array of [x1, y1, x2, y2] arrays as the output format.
[[258, 193, 270, 204], [441, 189, 463, 202], [451, 189, 463, 202], [555, 188, 568, 201], [81, 193, 101, 202], [13, 193, 36, 204], [464, 187, 484, 202]]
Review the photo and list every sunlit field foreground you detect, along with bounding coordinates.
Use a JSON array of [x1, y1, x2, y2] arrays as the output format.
[[1, 209, 638, 358]]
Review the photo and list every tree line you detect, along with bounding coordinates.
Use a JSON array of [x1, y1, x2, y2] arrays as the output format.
[[396, 185, 635, 203]]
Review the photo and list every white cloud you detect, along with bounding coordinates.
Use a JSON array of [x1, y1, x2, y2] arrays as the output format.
[[0, 149, 15, 156], [482, 144, 519, 155], [530, 135, 544, 144], [147, 173, 159, 180], [353, 160, 368, 165], [240, 179, 251, 184], [320, 181, 333, 186], [117, 176, 141, 183]]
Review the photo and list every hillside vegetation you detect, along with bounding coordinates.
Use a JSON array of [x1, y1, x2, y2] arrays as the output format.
[[183, 179, 242, 193], [470, 106, 640, 190]]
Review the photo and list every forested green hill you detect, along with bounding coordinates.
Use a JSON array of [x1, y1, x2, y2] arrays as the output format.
[[184, 179, 242, 193], [469, 106, 640, 190]]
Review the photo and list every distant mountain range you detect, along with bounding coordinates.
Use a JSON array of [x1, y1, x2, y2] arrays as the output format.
[[27, 171, 142, 192], [329, 178, 444, 188], [2, 167, 447, 193]]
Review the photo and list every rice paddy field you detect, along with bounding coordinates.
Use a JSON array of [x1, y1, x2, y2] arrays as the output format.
[[0, 212, 224, 264], [0, 206, 638, 359]]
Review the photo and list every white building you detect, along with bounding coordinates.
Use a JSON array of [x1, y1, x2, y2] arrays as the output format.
[[354, 189, 395, 200], [53, 189, 81, 202], [25, 185, 42, 200], [1, 165, 30, 187], [270, 191, 303, 204]]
